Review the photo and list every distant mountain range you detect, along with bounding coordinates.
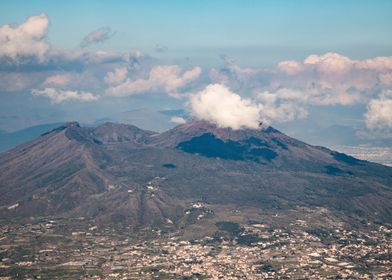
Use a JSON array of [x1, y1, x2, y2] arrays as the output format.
[[0, 123, 64, 152], [1, 121, 391, 231]]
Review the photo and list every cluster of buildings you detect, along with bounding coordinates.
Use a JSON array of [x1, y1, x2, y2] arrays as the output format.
[[0, 215, 391, 279]]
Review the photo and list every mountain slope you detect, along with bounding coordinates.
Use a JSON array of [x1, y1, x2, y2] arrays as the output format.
[[0, 121, 391, 229], [0, 122, 113, 216]]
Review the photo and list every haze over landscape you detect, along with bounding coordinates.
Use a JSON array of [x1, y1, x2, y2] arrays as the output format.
[[0, 1, 392, 279]]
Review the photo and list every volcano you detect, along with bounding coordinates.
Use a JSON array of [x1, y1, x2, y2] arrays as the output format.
[[0, 120, 391, 230]]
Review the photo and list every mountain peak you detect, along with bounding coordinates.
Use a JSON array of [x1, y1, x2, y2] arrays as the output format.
[[93, 122, 155, 144], [152, 119, 282, 147], [40, 121, 81, 137], [178, 119, 268, 132], [65, 121, 80, 128]]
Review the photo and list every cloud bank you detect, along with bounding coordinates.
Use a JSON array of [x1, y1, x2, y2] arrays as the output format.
[[276, 52, 392, 103], [212, 52, 392, 103], [209, 53, 392, 129]]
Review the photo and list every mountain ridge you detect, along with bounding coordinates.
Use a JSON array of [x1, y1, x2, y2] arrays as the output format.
[[0, 121, 391, 231]]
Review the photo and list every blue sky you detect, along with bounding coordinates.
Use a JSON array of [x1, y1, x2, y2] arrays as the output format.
[[2, 0, 392, 64], [0, 1, 392, 146]]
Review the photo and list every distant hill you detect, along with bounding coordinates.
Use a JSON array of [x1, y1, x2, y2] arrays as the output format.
[[0, 121, 391, 231], [0, 123, 64, 152]]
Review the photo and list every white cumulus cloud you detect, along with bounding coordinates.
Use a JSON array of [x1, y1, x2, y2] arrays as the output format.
[[277, 60, 303, 75], [0, 13, 50, 63], [365, 90, 392, 130], [170, 116, 187, 125], [104, 67, 128, 85], [189, 84, 262, 130], [257, 89, 309, 122], [43, 73, 73, 86], [31, 88, 99, 103], [106, 65, 201, 97]]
